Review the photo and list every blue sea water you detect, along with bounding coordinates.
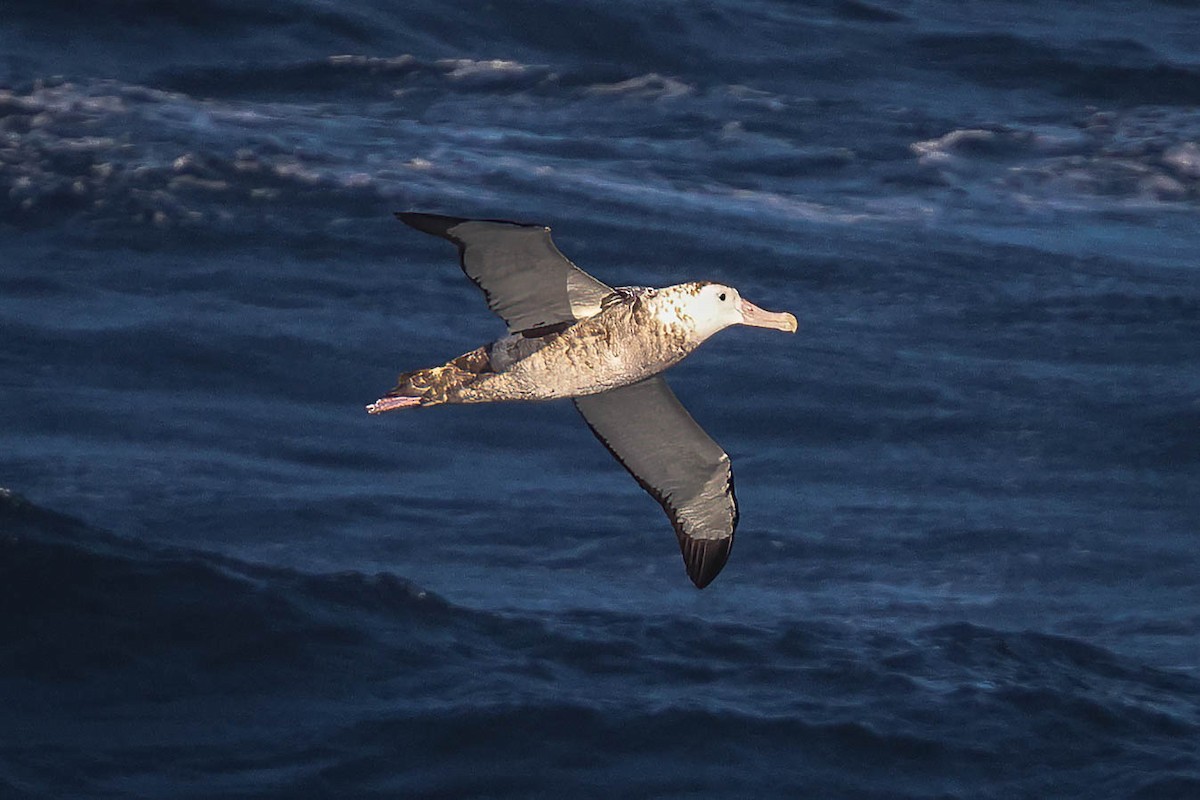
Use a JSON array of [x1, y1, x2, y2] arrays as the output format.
[[2, 1, 1199, 797]]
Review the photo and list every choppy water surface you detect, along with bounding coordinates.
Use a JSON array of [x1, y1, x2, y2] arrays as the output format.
[[2, 1, 1198, 797]]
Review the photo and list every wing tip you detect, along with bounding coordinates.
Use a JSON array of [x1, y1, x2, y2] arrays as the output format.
[[680, 535, 734, 589], [395, 211, 466, 238], [396, 211, 550, 235]]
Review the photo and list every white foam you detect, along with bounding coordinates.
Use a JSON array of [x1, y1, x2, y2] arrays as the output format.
[[1163, 142, 1200, 179], [436, 58, 528, 80], [586, 73, 692, 99], [327, 54, 417, 70], [911, 129, 1000, 164]]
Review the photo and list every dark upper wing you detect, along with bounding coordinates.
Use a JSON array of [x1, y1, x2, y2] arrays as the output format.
[[574, 377, 738, 589], [397, 212, 613, 333]]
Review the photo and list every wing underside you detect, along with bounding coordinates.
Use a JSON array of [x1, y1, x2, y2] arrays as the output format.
[[573, 377, 738, 589], [398, 212, 613, 333]]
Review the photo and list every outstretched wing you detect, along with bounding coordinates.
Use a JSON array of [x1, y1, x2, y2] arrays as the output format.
[[574, 377, 738, 589], [398, 212, 613, 333]]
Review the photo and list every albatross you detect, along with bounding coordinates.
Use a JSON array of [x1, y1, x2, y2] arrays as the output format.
[[368, 213, 797, 588]]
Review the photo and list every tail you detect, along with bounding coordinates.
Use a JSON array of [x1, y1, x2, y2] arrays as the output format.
[[366, 346, 493, 414]]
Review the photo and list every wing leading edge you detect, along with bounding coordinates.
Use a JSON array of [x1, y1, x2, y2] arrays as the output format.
[[397, 212, 612, 333], [574, 377, 738, 589]]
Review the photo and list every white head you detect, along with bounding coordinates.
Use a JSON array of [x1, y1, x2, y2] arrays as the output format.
[[656, 282, 798, 342]]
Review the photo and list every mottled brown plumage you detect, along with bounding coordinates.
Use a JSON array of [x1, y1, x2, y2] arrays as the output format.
[[376, 285, 706, 407]]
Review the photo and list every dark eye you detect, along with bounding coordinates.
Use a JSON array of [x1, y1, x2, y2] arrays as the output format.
[[718, 292, 727, 301]]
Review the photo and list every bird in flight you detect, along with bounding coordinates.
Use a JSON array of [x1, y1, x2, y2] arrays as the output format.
[[369, 213, 796, 588]]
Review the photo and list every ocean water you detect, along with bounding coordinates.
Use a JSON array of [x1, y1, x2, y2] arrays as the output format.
[[2, 1, 1199, 797]]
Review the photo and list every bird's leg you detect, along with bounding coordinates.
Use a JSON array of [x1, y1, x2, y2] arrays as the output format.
[[366, 395, 422, 414]]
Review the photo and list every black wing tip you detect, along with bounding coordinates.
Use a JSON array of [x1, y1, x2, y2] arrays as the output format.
[[680, 535, 734, 589], [574, 395, 738, 590], [395, 211, 546, 235], [395, 211, 467, 238]]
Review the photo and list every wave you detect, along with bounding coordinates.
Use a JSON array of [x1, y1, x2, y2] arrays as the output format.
[[3, 489, 1198, 797], [277, 632, 1200, 797], [0, 487, 459, 688], [5, 0, 377, 35], [5, 486, 1198, 703], [157, 55, 560, 100], [0, 80, 407, 243], [912, 108, 1200, 208], [916, 32, 1200, 106]]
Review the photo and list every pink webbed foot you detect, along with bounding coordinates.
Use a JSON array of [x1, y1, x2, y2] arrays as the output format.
[[366, 395, 423, 414]]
